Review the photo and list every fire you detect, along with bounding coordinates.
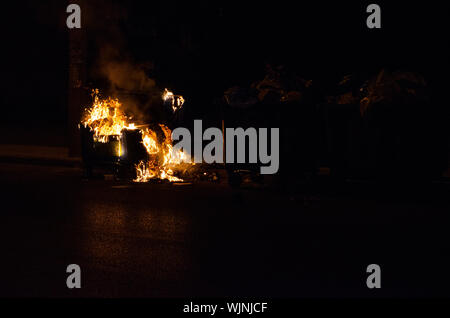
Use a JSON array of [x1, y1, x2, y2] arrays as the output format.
[[134, 124, 186, 183], [163, 88, 185, 112], [81, 89, 136, 143], [141, 128, 159, 155], [81, 89, 187, 182]]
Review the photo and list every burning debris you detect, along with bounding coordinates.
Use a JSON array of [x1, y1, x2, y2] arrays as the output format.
[[81, 88, 189, 182], [162, 88, 185, 113], [134, 124, 188, 183], [81, 89, 137, 143]]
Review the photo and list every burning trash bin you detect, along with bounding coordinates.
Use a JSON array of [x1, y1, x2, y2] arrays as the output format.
[[80, 89, 188, 182]]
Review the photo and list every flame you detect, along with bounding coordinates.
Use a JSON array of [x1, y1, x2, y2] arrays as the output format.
[[141, 128, 159, 155], [133, 124, 186, 182], [81, 89, 188, 182], [163, 88, 185, 112], [81, 89, 136, 143]]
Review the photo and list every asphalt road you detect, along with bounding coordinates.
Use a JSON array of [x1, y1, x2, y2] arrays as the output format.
[[0, 163, 449, 297]]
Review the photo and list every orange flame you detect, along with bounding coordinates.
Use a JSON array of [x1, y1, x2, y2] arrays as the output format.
[[81, 89, 187, 182], [163, 88, 185, 112], [134, 124, 186, 182], [81, 89, 136, 143]]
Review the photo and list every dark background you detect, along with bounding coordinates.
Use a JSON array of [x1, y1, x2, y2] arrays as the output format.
[[0, 0, 446, 130], [0, 0, 449, 300]]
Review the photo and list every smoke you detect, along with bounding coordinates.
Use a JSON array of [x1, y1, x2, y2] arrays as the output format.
[[105, 61, 156, 91], [85, 0, 166, 124], [94, 43, 165, 124], [99, 45, 156, 92]]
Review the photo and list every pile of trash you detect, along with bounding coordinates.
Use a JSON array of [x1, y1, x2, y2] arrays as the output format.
[[223, 64, 312, 109], [323, 68, 447, 179], [323, 68, 429, 115]]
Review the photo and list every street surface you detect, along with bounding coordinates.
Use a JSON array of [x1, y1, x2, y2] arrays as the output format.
[[0, 163, 449, 297]]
